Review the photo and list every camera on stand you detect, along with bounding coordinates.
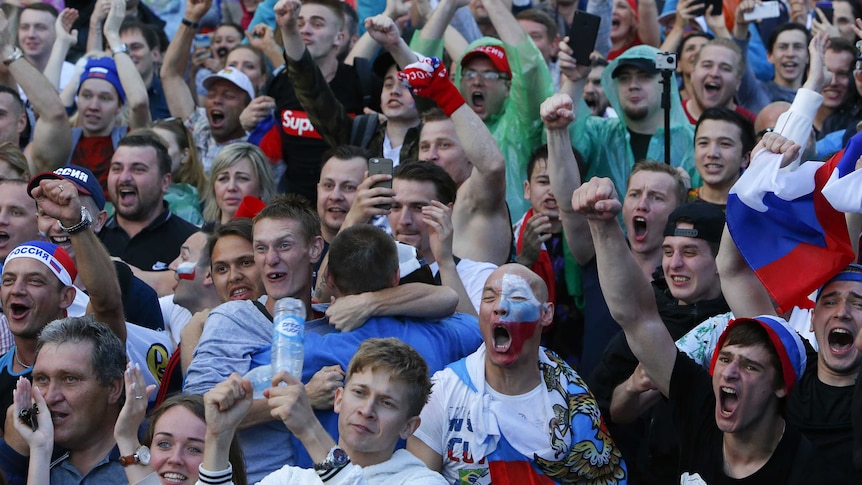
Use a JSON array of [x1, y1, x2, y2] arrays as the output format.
[[655, 52, 677, 71]]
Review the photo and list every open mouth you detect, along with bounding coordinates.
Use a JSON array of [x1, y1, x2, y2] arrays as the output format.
[[828, 328, 855, 354], [9, 303, 30, 319], [0, 232, 8, 245], [633, 216, 647, 241], [471, 92, 485, 109], [719, 386, 738, 417], [210, 110, 226, 126], [216, 47, 229, 58], [704, 82, 721, 95], [493, 325, 512, 352], [230, 286, 251, 300], [118, 187, 137, 204]]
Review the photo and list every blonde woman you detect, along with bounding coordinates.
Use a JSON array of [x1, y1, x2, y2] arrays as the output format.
[[202, 142, 275, 223]]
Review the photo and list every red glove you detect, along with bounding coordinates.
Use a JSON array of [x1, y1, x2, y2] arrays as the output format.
[[398, 57, 465, 117]]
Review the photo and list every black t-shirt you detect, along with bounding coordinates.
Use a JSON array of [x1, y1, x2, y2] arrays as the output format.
[[628, 128, 652, 163], [269, 63, 365, 202], [854, 375, 862, 473], [669, 352, 832, 484], [786, 361, 860, 481], [99, 204, 197, 272]]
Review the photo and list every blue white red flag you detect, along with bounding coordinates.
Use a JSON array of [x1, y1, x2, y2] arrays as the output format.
[[726, 132, 862, 312]]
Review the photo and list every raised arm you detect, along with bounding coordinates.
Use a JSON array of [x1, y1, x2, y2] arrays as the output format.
[[541, 93, 595, 264], [266, 371, 336, 464], [345, 0, 411, 64], [44, 8, 78, 89], [275, 0, 308, 62], [424, 200, 477, 315], [12, 379, 53, 485], [31, 179, 126, 342], [659, 0, 699, 53], [637, 0, 662, 47], [103, 0, 150, 129], [574, 177, 676, 396], [418, 0, 468, 42], [716, 225, 776, 318], [366, 14, 419, 69], [201, 374, 254, 473], [87, 0, 111, 53], [0, 10, 70, 174], [161, 0, 211, 119], [274, 0, 354, 148]]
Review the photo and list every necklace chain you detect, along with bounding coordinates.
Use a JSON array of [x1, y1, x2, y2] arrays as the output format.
[[15, 349, 31, 369]]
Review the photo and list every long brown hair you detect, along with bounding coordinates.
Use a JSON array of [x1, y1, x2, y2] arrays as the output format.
[[143, 394, 248, 485], [152, 118, 208, 195]]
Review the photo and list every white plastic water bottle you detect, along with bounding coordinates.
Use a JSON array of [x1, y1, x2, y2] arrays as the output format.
[[271, 297, 305, 378]]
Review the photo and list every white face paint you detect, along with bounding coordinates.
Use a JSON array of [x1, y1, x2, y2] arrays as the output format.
[[499, 273, 541, 323]]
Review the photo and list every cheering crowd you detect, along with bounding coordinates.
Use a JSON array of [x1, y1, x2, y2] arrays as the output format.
[[0, 0, 861, 482]]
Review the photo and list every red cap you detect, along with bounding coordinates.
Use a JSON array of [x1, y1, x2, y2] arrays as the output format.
[[461, 45, 512, 78]]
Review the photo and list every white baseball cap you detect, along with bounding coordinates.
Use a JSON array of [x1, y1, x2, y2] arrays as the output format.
[[202, 67, 255, 101]]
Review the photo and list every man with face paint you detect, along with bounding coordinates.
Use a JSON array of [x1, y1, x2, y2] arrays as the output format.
[[407, 263, 627, 484]]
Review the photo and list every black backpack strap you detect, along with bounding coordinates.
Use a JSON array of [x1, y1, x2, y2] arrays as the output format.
[[353, 56, 374, 109], [253, 300, 273, 322], [350, 114, 379, 148]]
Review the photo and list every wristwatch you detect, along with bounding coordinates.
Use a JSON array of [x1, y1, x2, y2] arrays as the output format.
[[2, 47, 24, 66], [57, 206, 93, 234], [119, 445, 151, 467], [111, 43, 130, 57], [313, 445, 350, 475]]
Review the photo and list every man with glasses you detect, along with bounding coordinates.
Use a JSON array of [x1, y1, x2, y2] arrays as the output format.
[[411, 0, 554, 220]]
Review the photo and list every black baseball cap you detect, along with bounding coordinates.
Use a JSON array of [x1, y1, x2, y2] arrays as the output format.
[[611, 57, 660, 78], [663, 202, 725, 243]]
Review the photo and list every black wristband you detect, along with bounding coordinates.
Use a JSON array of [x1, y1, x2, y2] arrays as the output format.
[[181, 18, 200, 28]]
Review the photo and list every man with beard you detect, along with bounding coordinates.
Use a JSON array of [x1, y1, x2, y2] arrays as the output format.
[[98, 133, 197, 274], [566, 45, 699, 203]]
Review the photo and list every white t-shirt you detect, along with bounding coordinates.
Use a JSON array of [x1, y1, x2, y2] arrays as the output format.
[[429, 258, 497, 313]]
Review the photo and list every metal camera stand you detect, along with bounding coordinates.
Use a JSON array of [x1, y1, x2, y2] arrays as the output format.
[[656, 52, 677, 166]]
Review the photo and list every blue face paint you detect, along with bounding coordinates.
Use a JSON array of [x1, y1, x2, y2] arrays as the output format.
[[487, 274, 543, 365], [499, 274, 542, 323]]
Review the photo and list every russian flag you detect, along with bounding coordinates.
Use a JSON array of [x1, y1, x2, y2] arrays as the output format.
[[726, 131, 862, 312]]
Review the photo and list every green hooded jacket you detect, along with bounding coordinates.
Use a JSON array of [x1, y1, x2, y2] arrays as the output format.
[[570, 44, 701, 196], [411, 35, 555, 222]]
